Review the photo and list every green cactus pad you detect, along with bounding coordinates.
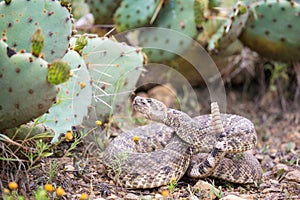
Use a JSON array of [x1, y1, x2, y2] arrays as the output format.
[[70, 35, 145, 120], [208, 0, 221, 9], [139, 0, 202, 62], [114, 0, 161, 32], [85, 0, 121, 24], [239, 0, 300, 61], [0, 0, 73, 62], [39, 50, 93, 143], [0, 40, 57, 130], [208, 1, 249, 52], [70, 0, 90, 20]]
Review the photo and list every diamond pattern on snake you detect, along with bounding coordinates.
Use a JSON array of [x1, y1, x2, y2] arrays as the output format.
[[103, 96, 262, 188]]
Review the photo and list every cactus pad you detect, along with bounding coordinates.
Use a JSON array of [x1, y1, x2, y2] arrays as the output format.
[[0, 0, 73, 62], [85, 0, 121, 24], [114, 0, 161, 32], [70, 35, 145, 120], [139, 0, 202, 62], [208, 1, 249, 52], [0, 40, 57, 130], [39, 50, 93, 143], [239, 0, 300, 61]]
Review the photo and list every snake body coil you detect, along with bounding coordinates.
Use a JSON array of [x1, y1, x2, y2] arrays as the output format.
[[103, 97, 262, 188]]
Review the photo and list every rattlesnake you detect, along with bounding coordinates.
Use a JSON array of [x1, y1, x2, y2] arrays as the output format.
[[103, 96, 262, 188]]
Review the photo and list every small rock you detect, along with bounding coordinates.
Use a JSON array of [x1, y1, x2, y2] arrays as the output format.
[[285, 170, 300, 182], [141, 195, 153, 200], [273, 163, 289, 174], [239, 194, 255, 200], [189, 194, 199, 200], [106, 194, 121, 200], [64, 164, 75, 171], [255, 154, 264, 161], [280, 142, 296, 152], [193, 180, 220, 199], [154, 194, 164, 199], [220, 194, 248, 200], [269, 148, 278, 158], [258, 183, 269, 190], [261, 155, 275, 169], [124, 193, 140, 200], [269, 179, 279, 185]]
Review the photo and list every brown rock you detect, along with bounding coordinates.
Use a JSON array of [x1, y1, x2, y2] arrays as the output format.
[[124, 193, 140, 200], [285, 170, 300, 182], [193, 180, 221, 199], [220, 194, 249, 200], [273, 163, 289, 174]]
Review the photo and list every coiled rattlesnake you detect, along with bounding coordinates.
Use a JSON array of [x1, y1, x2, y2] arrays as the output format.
[[103, 96, 262, 188]]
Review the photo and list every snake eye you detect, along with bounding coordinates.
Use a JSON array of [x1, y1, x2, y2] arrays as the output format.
[[147, 99, 152, 103]]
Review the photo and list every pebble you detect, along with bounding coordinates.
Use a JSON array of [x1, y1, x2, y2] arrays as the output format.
[[261, 155, 275, 169], [193, 180, 220, 199], [269, 179, 279, 185], [106, 194, 122, 200], [141, 195, 153, 200], [64, 164, 75, 171], [124, 193, 139, 200], [272, 163, 289, 174], [220, 194, 248, 200], [189, 194, 199, 200], [268, 148, 277, 158], [154, 194, 164, 199], [259, 183, 269, 190], [285, 170, 300, 182]]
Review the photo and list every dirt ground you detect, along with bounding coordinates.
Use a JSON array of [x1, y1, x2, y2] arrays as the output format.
[[1, 86, 299, 200]]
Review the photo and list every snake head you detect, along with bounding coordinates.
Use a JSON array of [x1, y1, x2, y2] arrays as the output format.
[[133, 96, 167, 122]]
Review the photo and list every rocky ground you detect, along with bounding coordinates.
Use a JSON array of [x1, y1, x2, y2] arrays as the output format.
[[1, 86, 299, 200]]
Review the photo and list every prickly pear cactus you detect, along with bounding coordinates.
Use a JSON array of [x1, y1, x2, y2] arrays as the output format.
[[239, 0, 300, 61], [85, 0, 121, 24], [0, 0, 73, 62], [208, 1, 249, 52], [70, 35, 145, 120], [70, 0, 90, 20], [114, 0, 161, 32], [208, 0, 221, 9], [38, 49, 93, 143], [0, 40, 57, 130], [138, 0, 202, 62]]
